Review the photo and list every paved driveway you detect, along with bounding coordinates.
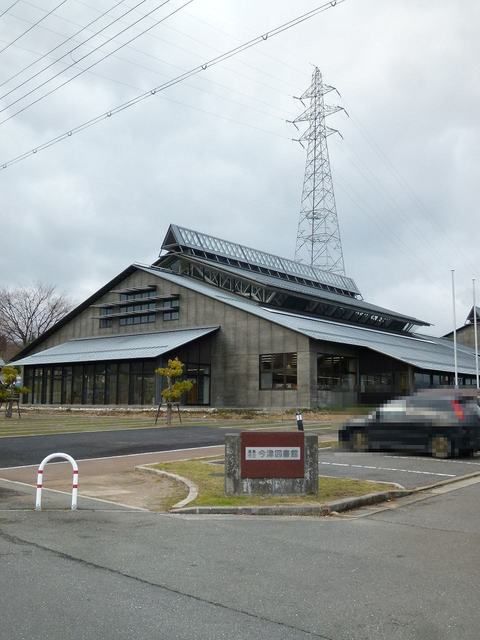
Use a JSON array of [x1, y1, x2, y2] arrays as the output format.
[[319, 448, 480, 488], [0, 425, 233, 468]]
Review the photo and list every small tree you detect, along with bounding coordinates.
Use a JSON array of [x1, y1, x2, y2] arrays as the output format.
[[0, 365, 28, 418], [155, 358, 193, 425]]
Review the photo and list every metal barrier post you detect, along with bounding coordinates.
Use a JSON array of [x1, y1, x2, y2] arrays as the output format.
[[35, 453, 79, 511]]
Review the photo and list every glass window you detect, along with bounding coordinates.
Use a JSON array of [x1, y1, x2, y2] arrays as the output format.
[[105, 363, 118, 405], [94, 364, 106, 404], [414, 372, 431, 389], [117, 363, 129, 404], [43, 368, 52, 404], [259, 353, 297, 390], [83, 365, 94, 404], [99, 318, 113, 328], [183, 362, 211, 405], [317, 355, 356, 390], [63, 366, 72, 404], [129, 361, 143, 405], [23, 367, 33, 403], [101, 307, 114, 315], [143, 361, 156, 406], [52, 367, 62, 404], [119, 289, 156, 302], [360, 374, 393, 392], [33, 367, 43, 404], [119, 313, 155, 326], [72, 365, 83, 404]]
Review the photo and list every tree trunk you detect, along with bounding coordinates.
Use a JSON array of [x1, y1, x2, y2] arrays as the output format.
[[166, 402, 172, 426], [5, 399, 13, 419]]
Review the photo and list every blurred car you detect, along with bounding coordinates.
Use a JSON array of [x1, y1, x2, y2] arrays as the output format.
[[339, 389, 480, 458]]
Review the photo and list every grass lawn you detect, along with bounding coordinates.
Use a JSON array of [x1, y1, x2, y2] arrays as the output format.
[[0, 409, 347, 438], [153, 457, 393, 508]]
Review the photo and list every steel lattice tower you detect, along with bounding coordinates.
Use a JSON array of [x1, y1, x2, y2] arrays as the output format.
[[290, 67, 346, 274]]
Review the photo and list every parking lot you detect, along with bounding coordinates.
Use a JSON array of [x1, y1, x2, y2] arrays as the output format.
[[318, 448, 480, 489]]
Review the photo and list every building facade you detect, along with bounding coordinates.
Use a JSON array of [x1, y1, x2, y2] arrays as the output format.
[[11, 224, 480, 408]]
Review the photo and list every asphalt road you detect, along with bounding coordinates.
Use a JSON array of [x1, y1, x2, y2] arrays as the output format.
[[2, 478, 480, 639], [2, 429, 480, 492], [0, 425, 231, 468], [318, 448, 480, 488]]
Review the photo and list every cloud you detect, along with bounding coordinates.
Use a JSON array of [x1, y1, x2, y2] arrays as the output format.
[[0, 0, 478, 337]]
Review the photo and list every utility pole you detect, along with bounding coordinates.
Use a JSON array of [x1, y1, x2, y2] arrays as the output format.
[[290, 67, 346, 274]]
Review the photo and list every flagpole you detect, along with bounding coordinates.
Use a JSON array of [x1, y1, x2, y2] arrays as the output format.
[[473, 278, 479, 389], [451, 270, 458, 388]]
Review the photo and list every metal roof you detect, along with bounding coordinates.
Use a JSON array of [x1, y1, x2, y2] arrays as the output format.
[[161, 224, 361, 296], [11, 327, 218, 366], [138, 266, 479, 376], [182, 255, 428, 326]]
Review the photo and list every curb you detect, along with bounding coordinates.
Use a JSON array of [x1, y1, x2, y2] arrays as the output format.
[[170, 489, 409, 516], [138, 462, 480, 518], [171, 470, 480, 516], [135, 464, 198, 509]]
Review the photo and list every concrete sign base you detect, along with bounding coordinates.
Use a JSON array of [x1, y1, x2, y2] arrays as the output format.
[[225, 432, 318, 496]]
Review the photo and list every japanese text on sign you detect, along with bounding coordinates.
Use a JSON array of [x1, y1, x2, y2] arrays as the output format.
[[245, 447, 301, 461]]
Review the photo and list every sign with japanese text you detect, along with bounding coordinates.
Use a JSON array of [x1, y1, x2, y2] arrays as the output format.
[[241, 432, 304, 479], [245, 447, 301, 461]]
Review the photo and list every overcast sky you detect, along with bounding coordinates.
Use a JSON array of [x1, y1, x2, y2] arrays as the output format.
[[1, 0, 478, 336]]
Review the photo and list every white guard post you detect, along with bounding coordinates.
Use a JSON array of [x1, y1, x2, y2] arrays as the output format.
[[35, 452, 79, 511]]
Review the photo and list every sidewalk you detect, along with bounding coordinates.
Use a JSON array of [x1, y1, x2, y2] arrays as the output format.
[[0, 445, 224, 511]]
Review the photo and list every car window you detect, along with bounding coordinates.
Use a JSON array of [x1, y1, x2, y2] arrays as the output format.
[[376, 399, 407, 422]]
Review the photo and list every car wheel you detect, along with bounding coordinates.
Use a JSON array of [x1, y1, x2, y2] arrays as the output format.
[[430, 435, 453, 459], [351, 430, 368, 452]]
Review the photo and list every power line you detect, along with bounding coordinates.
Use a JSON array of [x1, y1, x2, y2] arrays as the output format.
[[0, 0, 21, 19], [0, 0, 69, 55], [0, 0, 173, 115], [0, 0, 195, 126], [5, 0, 298, 118], [0, 0, 346, 170], [0, 0, 130, 93], [0, 8, 292, 123]]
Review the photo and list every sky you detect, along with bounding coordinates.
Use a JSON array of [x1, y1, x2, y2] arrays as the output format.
[[0, 0, 479, 336]]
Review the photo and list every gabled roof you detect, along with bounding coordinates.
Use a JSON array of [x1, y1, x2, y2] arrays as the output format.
[[167, 253, 428, 328], [160, 223, 361, 297], [443, 306, 480, 338], [11, 327, 219, 366], [137, 265, 479, 376], [11, 264, 140, 362], [12, 260, 476, 377], [466, 306, 480, 324]]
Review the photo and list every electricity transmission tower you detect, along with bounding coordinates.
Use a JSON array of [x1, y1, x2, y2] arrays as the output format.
[[290, 67, 347, 274]]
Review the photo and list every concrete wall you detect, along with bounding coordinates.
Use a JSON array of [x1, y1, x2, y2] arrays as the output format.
[[454, 325, 480, 350], [26, 269, 313, 409]]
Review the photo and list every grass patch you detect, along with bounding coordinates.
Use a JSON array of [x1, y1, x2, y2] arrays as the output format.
[[0, 410, 348, 438], [153, 458, 393, 508], [319, 439, 337, 448]]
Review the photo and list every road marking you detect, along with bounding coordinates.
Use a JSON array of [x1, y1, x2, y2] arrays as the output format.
[[0, 477, 149, 511], [385, 455, 480, 466], [0, 445, 224, 471], [320, 461, 456, 477]]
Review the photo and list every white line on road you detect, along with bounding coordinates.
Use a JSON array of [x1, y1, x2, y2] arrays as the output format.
[[0, 477, 149, 511], [384, 455, 480, 466], [320, 462, 456, 477], [0, 445, 224, 471]]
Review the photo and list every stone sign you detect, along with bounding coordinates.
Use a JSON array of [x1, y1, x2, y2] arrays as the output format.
[[225, 431, 318, 496]]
